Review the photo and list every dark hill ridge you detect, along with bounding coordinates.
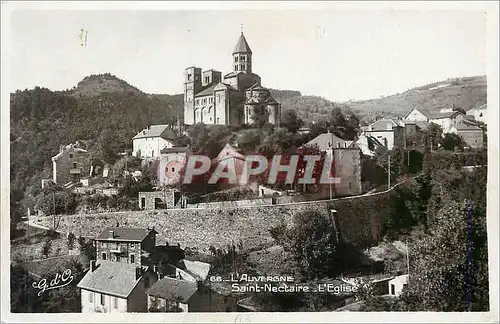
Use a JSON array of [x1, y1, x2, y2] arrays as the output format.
[[70, 73, 144, 98]]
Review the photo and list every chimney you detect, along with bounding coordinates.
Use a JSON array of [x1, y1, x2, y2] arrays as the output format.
[[90, 260, 96, 272], [109, 230, 114, 238], [135, 267, 143, 280]]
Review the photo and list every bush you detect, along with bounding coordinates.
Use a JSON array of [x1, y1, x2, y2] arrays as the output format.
[[42, 239, 52, 258]]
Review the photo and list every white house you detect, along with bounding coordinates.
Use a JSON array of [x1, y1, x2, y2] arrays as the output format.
[[132, 125, 177, 159], [404, 108, 466, 133], [77, 260, 158, 313], [466, 103, 487, 124], [364, 119, 405, 151], [388, 274, 409, 297]]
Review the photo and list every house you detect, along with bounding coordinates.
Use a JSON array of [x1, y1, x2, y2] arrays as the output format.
[[466, 103, 487, 124], [146, 276, 198, 312], [138, 190, 183, 210], [157, 147, 192, 186], [132, 125, 178, 159], [51, 142, 92, 185], [297, 126, 311, 135], [353, 134, 386, 157], [364, 119, 405, 150], [304, 132, 363, 197], [404, 107, 466, 133], [77, 260, 158, 313], [175, 259, 211, 282], [214, 143, 246, 185], [305, 131, 354, 151], [95, 227, 158, 267], [388, 274, 409, 297], [450, 120, 484, 149]]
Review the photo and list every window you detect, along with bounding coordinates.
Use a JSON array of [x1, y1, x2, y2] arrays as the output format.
[[130, 254, 135, 264], [69, 153, 74, 159], [234, 56, 238, 63], [72, 162, 77, 168], [187, 73, 192, 81], [235, 65, 239, 71], [240, 64, 244, 70], [100, 293, 105, 305], [89, 291, 93, 302], [144, 276, 150, 289], [390, 284, 395, 295], [172, 167, 175, 172], [102, 252, 107, 260], [113, 297, 118, 309], [205, 76, 209, 84], [241, 56, 245, 62]]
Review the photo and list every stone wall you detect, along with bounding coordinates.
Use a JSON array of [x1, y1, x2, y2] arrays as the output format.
[[36, 182, 404, 254], [138, 190, 180, 210]]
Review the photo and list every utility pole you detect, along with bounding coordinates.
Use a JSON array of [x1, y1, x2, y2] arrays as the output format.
[[387, 154, 391, 191], [406, 239, 410, 277], [52, 191, 56, 228]]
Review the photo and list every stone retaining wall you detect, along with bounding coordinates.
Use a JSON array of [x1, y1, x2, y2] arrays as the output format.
[[36, 182, 404, 254]]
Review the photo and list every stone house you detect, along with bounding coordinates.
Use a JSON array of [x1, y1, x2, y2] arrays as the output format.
[[364, 119, 405, 150], [95, 227, 158, 267], [450, 120, 484, 149], [77, 260, 158, 313], [51, 142, 92, 185], [132, 125, 177, 159], [138, 189, 183, 210], [304, 132, 363, 197], [404, 107, 466, 133]]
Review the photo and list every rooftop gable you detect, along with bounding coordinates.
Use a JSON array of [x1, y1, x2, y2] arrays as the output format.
[[96, 227, 157, 242], [132, 125, 177, 141], [77, 261, 147, 298]]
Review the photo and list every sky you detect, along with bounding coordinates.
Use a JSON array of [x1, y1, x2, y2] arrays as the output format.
[[7, 4, 488, 102]]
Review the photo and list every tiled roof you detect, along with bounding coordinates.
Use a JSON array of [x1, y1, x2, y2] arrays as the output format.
[[305, 133, 353, 151], [247, 83, 267, 91], [96, 227, 157, 242], [233, 33, 252, 54], [430, 111, 462, 119], [77, 261, 146, 298], [368, 119, 399, 131], [160, 147, 192, 154], [415, 121, 429, 130], [224, 71, 242, 79], [264, 97, 278, 105], [177, 260, 211, 281], [146, 277, 198, 302], [213, 83, 237, 91], [132, 125, 177, 140], [195, 84, 217, 98], [455, 120, 482, 131]]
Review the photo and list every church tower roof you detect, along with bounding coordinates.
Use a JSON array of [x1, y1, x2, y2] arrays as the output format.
[[233, 32, 252, 54]]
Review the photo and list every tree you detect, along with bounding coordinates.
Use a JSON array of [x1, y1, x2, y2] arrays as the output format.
[[281, 109, 303, 133], [42, 239, 52, 258], [397, 200, 488, 311], [426, 123, 443, 151], [250, 105, 271, 128], [272, 210, 363, 279], [67, 232, 76, 250], [440, 133, 465, 151]]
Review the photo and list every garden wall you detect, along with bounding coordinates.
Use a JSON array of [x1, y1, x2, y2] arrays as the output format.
[[35, 182, 404, 254]]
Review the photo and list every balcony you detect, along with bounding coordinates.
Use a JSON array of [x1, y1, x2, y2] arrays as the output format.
[[110, 247, 123, 253]]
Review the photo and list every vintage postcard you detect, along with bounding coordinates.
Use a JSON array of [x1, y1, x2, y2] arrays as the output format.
[[1, 1, 499, 323]]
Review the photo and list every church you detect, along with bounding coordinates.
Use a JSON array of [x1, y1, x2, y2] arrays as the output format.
[[183, 32, 281, 126]]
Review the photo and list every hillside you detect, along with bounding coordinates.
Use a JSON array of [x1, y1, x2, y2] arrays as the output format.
[[10, 74, 183, 195], [347, 75, 487, 120], [10, 73, 487, 196], [69, 73, 144, 97]]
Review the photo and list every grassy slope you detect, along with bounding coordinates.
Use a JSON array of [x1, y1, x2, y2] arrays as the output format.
[[347, 75, 487, 119]]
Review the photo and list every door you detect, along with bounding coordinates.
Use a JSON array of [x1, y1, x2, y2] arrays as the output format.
[[141, 197, 146, 209]]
